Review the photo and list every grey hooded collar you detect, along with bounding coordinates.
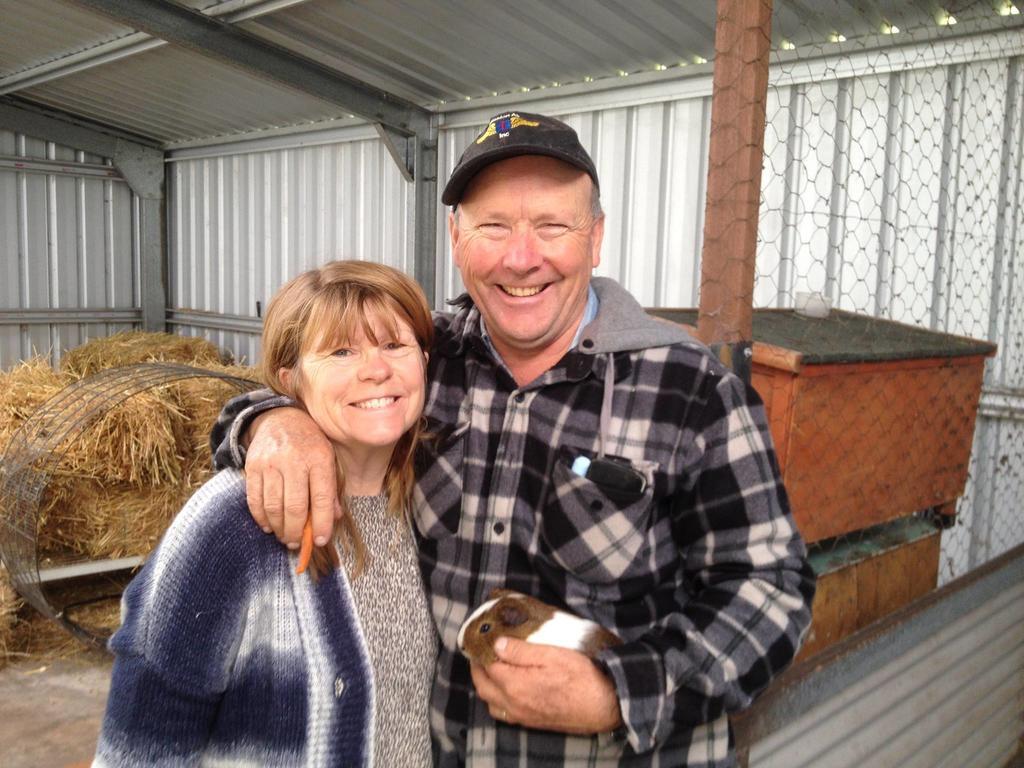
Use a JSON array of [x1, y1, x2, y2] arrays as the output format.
[[579, 277, 695, 354], [439, 276, 695, 359]]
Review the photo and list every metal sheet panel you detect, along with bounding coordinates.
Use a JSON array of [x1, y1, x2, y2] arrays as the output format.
[[748, 574, 1024, 768], [238, 0, 1024, 108], [0, 129, 139, 369], [5, 1, 1020, 149], [0, 0, 137, 77], [167, 133, 412, 364], [243, 0, 718, 105], [19, 42, 349, 145]]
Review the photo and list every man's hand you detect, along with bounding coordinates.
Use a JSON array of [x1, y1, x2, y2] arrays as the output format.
[[244, 407, 338, 547], [470, 637, 623, 734]]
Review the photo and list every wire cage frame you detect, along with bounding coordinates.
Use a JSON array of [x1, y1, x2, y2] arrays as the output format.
[[0, 362, 260, 646]]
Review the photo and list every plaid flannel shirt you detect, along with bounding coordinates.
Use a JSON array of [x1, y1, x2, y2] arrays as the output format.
[[212, 277, 815, 767]]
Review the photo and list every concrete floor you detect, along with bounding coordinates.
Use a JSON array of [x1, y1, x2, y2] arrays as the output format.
[[0, 654, 112, 767]]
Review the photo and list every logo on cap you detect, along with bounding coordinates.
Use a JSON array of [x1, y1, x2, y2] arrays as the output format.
[[475, 112, 540, 144]]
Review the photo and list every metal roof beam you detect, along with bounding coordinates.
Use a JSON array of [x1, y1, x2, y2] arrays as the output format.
[[66, 0, 433, 138], [0, 98, 162, 196], [0, 98, 151, 158], [0, 0, 314, 96]]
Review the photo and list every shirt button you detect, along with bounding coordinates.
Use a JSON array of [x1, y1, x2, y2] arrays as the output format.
[[582, 339, 594, 349], [590, 500, 603, 512], [515, 392, 525, 403], [493, 521, 505, 535], [334, 676, 345, 698]]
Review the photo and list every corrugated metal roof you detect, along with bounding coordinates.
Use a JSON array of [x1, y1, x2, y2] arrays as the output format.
[[243, 0, 717, 104], [0, 0, 137, 78], [0, 0, 1020, 147], [21, 44, 348, 143]]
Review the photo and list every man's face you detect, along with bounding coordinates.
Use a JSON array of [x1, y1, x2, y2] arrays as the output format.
[[449, 155, 604, 363]]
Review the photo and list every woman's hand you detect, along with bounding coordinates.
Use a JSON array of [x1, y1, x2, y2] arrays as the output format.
[[244, 407, 339, 548]]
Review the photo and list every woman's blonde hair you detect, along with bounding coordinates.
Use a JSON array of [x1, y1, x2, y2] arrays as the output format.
[[260, 260, 433, 579]]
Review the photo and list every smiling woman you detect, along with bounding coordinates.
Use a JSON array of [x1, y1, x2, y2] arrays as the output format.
[[261, 261, 433, 578], [93, 261, 437, 768]]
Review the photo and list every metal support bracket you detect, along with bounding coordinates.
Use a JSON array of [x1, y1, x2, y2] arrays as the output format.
[[376, 123, 415, 182], [710, 340, 753, 385], [67, 0, 433, 137], [113, 139, 164, 199]]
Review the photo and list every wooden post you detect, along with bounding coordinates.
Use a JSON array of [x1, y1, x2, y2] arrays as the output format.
[[697, 0, 773, 379]]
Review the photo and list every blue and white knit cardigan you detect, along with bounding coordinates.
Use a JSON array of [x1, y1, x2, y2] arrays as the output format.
[[94, 469, 376, 767]]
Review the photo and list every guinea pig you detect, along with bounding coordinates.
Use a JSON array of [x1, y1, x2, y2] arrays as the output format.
[[457, 589, 622, 666]]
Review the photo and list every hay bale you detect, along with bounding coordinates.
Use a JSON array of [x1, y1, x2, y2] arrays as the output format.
[[168, 364, 260, 464], [41, 364, 259, 561], [54, 390, 189, 487], [60, 331, 228, 379], [0, 564, 21, 668], [0, 334, 260, 660], [39, 460, 215, 561], [0, 357, 67, 449]]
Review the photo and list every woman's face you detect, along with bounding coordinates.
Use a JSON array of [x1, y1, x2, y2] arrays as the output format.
[[284, 309, 426, 465]]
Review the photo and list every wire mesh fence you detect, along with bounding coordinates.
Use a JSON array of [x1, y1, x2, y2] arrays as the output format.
[[741, 0, 1024, 650]]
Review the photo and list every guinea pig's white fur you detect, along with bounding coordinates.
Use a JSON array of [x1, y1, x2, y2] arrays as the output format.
[[458, 595, 594, 653], [457, 590, 621, 665]]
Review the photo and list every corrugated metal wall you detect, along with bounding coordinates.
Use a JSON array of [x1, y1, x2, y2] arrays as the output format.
[[167, 38, 1023, 359], [0, 130, 140, 368], [166, 123, 413, 365]]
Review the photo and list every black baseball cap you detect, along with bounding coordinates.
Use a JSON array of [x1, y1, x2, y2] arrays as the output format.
[[441, 111, 599, 206]]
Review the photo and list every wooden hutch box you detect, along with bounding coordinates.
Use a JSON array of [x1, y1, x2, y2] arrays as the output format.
[[650, 308, 996, 658]]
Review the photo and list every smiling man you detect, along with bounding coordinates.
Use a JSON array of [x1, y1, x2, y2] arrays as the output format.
[[449, 153, 603, 385], [211, 111, 815, 767]]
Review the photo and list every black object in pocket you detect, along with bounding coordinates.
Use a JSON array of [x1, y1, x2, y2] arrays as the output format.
[[581, 455, 648, 505]]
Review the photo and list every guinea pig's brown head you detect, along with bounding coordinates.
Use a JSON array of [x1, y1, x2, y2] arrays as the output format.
[[457, 589, 556, 666]]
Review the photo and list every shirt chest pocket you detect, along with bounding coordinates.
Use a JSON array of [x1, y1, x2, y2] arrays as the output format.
[[539, 449, 659, 584]]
